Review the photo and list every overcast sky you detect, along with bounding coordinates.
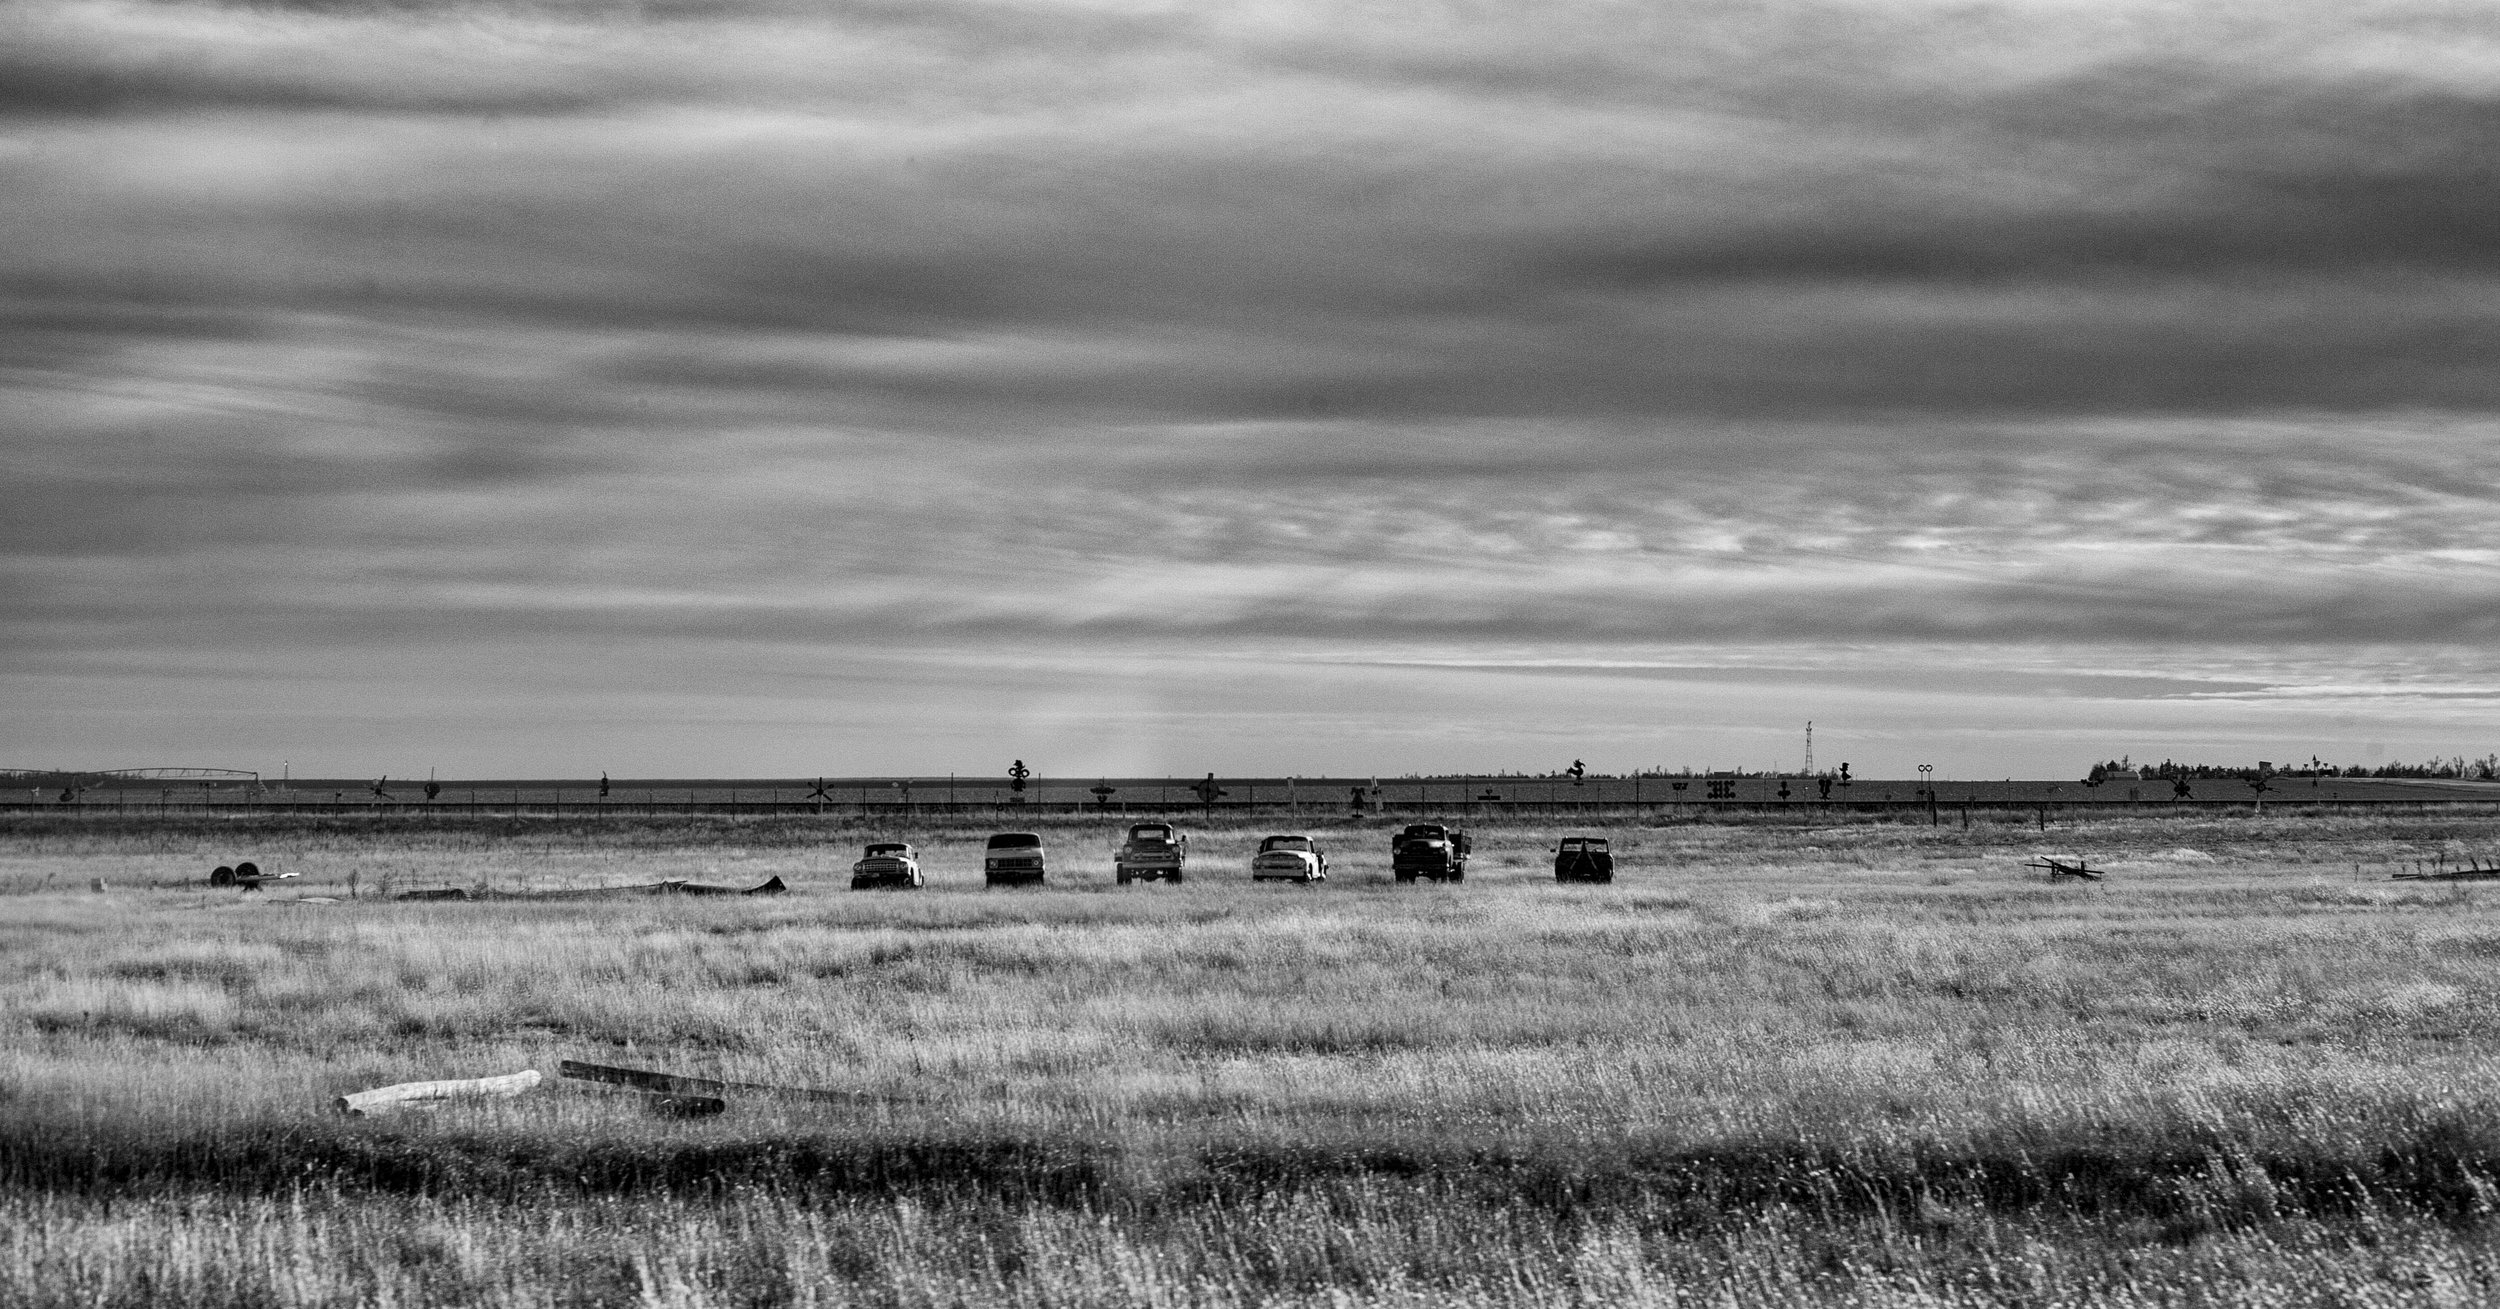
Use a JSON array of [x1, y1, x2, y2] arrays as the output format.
[[6, 0, 2498, 780]]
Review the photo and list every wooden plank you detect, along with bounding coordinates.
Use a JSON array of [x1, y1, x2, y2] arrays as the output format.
[[336, 1069, 540, 1117], [558, 1059, 857, 1103]]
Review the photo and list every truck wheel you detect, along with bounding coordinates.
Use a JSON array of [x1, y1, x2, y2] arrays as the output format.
[[1170, 870, 1183, 884], [1395, 870, 1415, 883], [1448, 867, 1464, 882], [1117, 869, 1131, 885]]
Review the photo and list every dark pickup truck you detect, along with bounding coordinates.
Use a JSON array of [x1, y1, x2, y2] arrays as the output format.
[[1390, 823, 1469, 883]]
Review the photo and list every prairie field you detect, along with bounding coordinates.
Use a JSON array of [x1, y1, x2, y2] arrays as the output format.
[[6, 808, 2500, 1306]]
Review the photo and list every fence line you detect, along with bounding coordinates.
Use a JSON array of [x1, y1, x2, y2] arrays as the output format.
[[4, 797, 2494, 821]]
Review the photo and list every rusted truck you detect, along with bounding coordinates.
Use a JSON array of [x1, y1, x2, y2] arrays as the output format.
[[850, 842, 924, 890], [1114, 822, 1187, 884], [1390, 823, 1469, 883], [1250, 834, 1328, 883], [1553, 836, 1614, 883]]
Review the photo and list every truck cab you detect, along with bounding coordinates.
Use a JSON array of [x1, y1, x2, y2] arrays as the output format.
[[1391, 823, 1470, 883], [1251, 834, 1328, 882], [850, 842, 923, 890], [1114, 822, 1187, 884]]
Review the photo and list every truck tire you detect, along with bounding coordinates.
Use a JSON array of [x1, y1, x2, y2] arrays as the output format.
[[1395, 869, 1415, 883], [1169, 869, 1183, 884], [1117, 869, 1131, 885]]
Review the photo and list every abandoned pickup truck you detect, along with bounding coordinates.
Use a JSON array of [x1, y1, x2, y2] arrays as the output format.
[[1250, 834, 1328, 883], [983, 832, 1048, 887], [1114, 822, 1187, 884], [1390, 823, 1470, 883], [1553, 836, 1614, 883], [850, 842, 924, 890]]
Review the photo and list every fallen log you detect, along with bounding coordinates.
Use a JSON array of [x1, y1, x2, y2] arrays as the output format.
[[394, 887, 471, 901], [469, 876, 789, 901], [676, 876, 789, 897], [559, 1058, 856, 1104], [336, 1069, 541, 1117]]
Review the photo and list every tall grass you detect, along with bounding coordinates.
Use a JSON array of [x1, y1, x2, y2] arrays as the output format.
[[5, 811, 2500, 1304]]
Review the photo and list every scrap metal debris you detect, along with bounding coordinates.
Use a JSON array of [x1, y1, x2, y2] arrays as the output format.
[[2391, 861, 2500, 881], [2025, 858, 2104, 881]]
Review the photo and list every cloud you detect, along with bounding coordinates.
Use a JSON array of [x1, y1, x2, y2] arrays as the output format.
[[5, 0, 2500, 770]]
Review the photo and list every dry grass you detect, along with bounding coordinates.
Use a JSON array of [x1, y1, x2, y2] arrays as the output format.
[[6, 809, 2500, 1305]]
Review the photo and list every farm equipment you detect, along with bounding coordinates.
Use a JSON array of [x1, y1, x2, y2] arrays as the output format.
[[1392, 823, 1470, 883], [208, 860, 297, 890], [1554, 836, 1613, 883], [2026, 858, 2104, 881], [1114, 822, 1187, 884]]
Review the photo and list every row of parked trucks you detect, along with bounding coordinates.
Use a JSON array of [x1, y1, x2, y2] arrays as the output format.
[[849, 823, 1615, 889]]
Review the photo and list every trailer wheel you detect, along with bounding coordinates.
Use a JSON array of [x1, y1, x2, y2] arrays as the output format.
[[235, 861, 260, 880], [209, 865, 236, 887]]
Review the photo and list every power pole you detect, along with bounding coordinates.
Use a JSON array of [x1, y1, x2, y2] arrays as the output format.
[[1803, 722, 1814, 777]]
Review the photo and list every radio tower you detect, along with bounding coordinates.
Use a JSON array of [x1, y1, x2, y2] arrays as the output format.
[[1803, 722, 1814, 776]]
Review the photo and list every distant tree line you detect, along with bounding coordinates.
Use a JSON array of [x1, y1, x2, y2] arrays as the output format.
[[2086, 753, 2500, 782]]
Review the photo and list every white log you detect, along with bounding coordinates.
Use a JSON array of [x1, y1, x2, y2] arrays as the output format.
[[336, 1069, 541, 1117]]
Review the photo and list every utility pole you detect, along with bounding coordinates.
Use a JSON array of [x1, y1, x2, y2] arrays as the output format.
[[1803, 722, 1814, 777]]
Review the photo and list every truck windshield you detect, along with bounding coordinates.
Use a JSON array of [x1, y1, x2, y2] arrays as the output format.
[[866, 844, 908, 856], [986, 833, 1042, 849]]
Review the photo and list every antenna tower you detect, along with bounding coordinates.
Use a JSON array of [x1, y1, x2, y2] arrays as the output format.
[[1803, 722, 1814, 776]]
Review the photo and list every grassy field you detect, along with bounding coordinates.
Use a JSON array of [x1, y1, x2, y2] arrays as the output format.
[[6, 809, 2500, 1306]]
